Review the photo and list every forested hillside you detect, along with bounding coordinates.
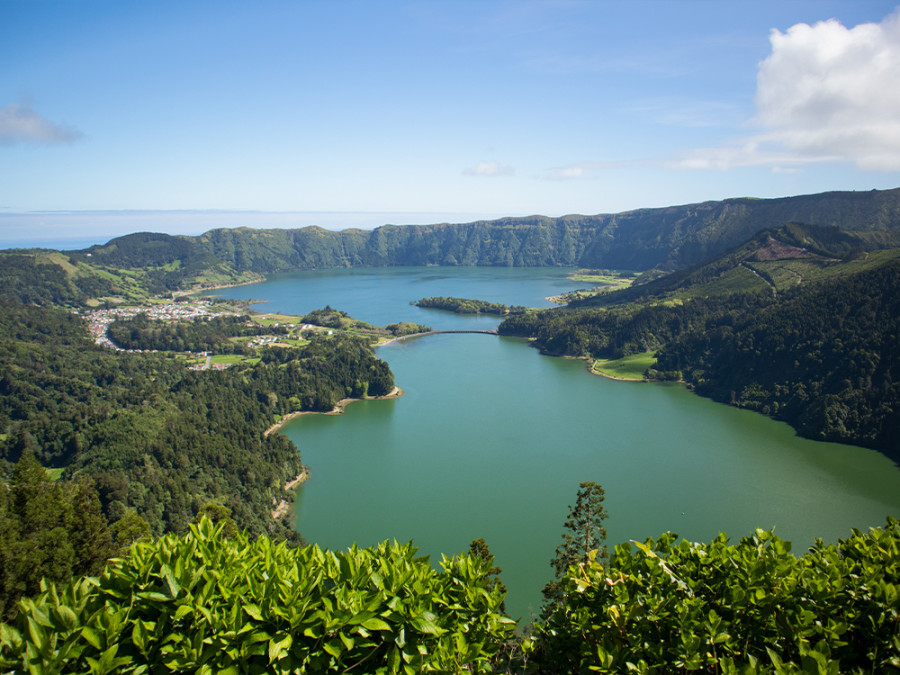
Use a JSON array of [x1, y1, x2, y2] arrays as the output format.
[[65, 188, 900, 281], [3, 188, 898, 310], [655, 257, 900, 451], [499, 236, 900, 456], [0, 301, 394, 538]]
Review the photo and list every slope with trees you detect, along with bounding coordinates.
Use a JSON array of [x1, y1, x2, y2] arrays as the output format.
[[0, 300, 395, 539], [499, 227, 900, 455], [0, 451, 117, 620]]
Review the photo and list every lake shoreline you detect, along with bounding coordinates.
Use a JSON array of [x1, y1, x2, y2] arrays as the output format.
[[267, 387, 403, 521], [264, 386, 404, 437], [271, 466, 311, 520]]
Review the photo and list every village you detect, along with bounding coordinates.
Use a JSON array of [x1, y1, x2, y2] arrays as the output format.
[[74, 301, 233, 350], [73, 301, 321, 370]]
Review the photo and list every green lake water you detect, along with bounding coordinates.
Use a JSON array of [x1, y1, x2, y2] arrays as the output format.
[[210, 267, 900, 622]]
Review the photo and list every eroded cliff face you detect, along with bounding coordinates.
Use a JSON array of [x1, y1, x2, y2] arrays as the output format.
[[70, 187, 900, 276]]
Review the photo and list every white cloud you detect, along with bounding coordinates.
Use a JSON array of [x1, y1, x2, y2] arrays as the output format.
[[0, 102, 84, 146], [540, 160, 647, 180], [542, 164, 591, 180], [462, 160, 515, 177], [675, 8, 900, 171]]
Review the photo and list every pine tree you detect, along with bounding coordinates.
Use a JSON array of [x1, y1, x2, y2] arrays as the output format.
[[542, 481, 608, 607]]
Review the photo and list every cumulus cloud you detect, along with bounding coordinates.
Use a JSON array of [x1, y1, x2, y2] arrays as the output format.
[[462, 160, 515, 177], [0, 101, 83, 146], [675, 8, 900, 171]]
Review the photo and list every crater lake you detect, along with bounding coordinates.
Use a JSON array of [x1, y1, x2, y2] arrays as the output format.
[[208, 266, 900, 621]]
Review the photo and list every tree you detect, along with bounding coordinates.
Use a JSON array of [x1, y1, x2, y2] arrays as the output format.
[[543, 481, 608, 607], [111, 509, 151, 553], [193, 503, 239, 539], [469, 537, 507, 612], [0, 450, 115, 620]]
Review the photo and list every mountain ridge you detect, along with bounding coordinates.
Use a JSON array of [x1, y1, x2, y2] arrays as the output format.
[[61, 187, 900, 280]]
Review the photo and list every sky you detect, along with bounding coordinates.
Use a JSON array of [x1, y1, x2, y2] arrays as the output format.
[[2, 0, 900, 248]]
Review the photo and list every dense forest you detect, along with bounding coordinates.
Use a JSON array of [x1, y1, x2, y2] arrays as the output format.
[[500, 245, 900, 455], [414, 296, 526, 315], [655, 258, 900, 451], [0, 253, 116, 306], [0, 301, 394, 540]]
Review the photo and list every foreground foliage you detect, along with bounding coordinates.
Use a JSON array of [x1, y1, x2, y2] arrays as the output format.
[[534, 517, 900, 674], [0, 518, 514, 674], [2, 516, 898, 673]]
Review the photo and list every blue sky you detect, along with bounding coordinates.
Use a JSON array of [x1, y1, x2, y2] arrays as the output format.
[[2, 0, 900, 248]]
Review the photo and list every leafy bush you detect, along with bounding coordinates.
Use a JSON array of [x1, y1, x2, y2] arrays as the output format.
[[0, 518, 515, 673], [533, 517, 900, 674]]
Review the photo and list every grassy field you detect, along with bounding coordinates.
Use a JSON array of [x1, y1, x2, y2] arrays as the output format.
[[210, 354, 250, 365], [253, 314, 304, 326], [277, 338, 310, 347], [548, 270, 636, 304], [592, 351, 656, 380], [570, 269, 636, 288]]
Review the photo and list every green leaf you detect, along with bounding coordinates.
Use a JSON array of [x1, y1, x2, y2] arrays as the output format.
[[388, 645, 401, 672], [174, 604, 193, 622], [361, 617, 392, 631], [137, 592, 171, 603], [243, 604, 264, 621], [52, 605, 79, 633], [323, 638, 343, 658], [163, 569, 181, 598], [27, 617, 48, 654], [410, 614, 443, 635], [339, 632, 355, 651], [267, 634, 293, 663], [81, 626, 104, 651], [0, 623, 23, 650]]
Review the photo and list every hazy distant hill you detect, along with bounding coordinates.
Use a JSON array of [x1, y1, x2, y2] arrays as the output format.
[[69, 188, 900, 274], [3, 187, 899, 308]]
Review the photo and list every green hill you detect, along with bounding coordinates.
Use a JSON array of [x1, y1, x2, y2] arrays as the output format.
[[498, 226, 900, 455], [4, 187, 900, 308], [177, 188, 900, 273]]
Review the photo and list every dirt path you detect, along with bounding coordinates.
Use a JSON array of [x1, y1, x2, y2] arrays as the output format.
[[271, 467, 310, 520]]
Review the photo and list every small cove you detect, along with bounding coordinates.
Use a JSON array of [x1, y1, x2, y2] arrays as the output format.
[[209, 267, 900, 621]]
